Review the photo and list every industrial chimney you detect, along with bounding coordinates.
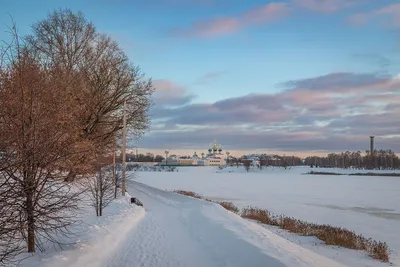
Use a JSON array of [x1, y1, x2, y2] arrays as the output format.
[[370, 136, 375, 155]]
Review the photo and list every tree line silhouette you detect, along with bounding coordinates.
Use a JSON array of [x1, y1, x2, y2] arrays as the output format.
[[304, 150, 400, 170]]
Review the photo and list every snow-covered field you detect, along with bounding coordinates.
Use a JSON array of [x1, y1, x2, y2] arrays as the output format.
[[134, 166, 400, 267]]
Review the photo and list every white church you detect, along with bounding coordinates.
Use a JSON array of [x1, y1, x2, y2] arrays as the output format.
[[161, 141, 227, 167]]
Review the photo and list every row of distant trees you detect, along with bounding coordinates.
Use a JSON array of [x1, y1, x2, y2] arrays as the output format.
[[230, 150, 400, 172], [124, 151, 400, 170], [122, 153, 165, 162], [0, 9, 153, 264], [304, 150, 400, 170], [227, 155, 303, 172]]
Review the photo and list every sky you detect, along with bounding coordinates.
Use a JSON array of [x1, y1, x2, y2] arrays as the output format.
[[1, 0, 400, 157]]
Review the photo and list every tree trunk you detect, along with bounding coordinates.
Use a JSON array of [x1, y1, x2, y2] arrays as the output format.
[[65, 170, 76, 182], [113, 148, 117, 199], [95, 184, 99, 216], [99, 167, 103, 216], [99, 190, 103, 217], [26, 190, 35, 253]]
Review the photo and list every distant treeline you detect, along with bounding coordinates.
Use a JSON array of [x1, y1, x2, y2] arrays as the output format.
[[304, 150, 400, 170], [117, 153, 165, 163], [120, 150, 400, 170]]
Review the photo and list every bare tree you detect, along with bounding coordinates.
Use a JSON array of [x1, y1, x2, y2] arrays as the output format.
[[86, 166, 115, 216], [0, 27, 85, 254], [0, 172, 24, 266], [0, 10, 154, 262], [26, 9, 154, 180], [0, 26, 24, 266], [243, 160, 251, 172], [259, 156, 267, 170]]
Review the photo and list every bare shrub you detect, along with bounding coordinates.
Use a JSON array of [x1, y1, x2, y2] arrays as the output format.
[[172, 190, 203, 200], [241, 207, 279, 226], [308, 171, 344, 175], [259, 157, 267, 170], [241, 206, 389, 262], [218, 202, 239, 213], [85, 166, 115, 216], [349, 172, 400, 177], [243, 160, 251, 172]]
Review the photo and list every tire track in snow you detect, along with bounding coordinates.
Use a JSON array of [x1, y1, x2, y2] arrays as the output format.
[[105, 214, 182, 267]]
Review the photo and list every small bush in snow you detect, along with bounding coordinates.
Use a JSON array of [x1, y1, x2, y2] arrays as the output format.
[[84, 166, 115, 216], [218, 202, 239, 213], [241, 206, 389, 262], [308, 171, 344, 175], [172, 190, 203, 199]]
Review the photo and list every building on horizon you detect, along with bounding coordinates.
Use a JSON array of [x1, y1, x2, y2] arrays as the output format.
[[160, 141, 226, 167]]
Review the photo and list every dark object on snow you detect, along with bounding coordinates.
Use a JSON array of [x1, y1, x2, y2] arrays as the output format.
[[130, 197, 143, 207]]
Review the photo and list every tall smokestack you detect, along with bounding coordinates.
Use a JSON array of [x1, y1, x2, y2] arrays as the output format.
[[370, 136, 375, 155]]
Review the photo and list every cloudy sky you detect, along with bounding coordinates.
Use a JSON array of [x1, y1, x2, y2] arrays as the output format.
[[2, 0, 400, 156]]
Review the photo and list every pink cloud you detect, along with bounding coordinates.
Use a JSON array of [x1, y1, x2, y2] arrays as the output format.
[[374, 4, 400, 27], [170, 0, 367, 38], [153, 79, 195, 106], [293, 0, 360, 13], [243, 2, 290, 23], [189, 17, 242, 37], [146, 73, 400, 153], [171, 2, 289, 38], [349, 4, 400, 27], [153, 79, 186, 94]]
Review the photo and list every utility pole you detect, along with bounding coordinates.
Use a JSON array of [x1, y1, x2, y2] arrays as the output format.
[[370, 136, 375, 169], [121, 99, 127, 196], [370, 136, 375, 156], [165, 150, 169, 166], [113, 142, 117, 199]]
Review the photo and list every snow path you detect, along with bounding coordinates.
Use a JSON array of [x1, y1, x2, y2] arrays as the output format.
[[104, 180, 347, 267]]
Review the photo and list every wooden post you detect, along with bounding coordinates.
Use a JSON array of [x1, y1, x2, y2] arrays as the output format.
[[122, 100, 127, 196]]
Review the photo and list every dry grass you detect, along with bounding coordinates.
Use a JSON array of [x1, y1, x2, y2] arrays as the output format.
[[172, 190, 203, 199], [241, 206, 389, 262], [349, 172, 400, 177], [308, 171, 400, 177], [172, 190, 239, 213], [172, 189, 390, 262], [308, 171, 344, 175], [218, 201, 239, 213]]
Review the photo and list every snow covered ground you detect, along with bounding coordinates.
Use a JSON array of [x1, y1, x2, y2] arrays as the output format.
[[20, 194, 145, 267], [111, 180, 348, 267], [16, 166, 399, 267], [18, 178, 355, 267], [134, 166, 400, 267]]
